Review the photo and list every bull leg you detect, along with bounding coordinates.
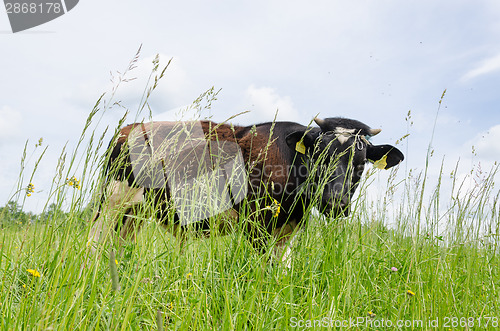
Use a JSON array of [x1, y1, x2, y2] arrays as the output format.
[[117, 205, 144, 243], [87, 180, 144, 251], [172, 224, 188, 253], [272, 220, 299, 269]]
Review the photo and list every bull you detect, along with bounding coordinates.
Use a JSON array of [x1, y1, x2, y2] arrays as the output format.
[[88, 117, 404, 262]]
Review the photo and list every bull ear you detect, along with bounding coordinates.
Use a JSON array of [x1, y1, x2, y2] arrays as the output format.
[[285, 130, 316, 154], [366, 144, 404, 169]]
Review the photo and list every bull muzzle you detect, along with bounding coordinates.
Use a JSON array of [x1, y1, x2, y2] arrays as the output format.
[[320, 197, 350, 217]]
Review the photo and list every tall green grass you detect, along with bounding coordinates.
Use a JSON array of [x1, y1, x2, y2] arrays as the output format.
[[0, 52, 499, 330]]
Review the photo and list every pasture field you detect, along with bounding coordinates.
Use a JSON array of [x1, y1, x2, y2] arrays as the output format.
[[1, 169, 499, 331], [1, 57, 499, 330]]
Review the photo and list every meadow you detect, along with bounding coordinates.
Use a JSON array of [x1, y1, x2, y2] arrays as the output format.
[[1, 55, 499, 330]]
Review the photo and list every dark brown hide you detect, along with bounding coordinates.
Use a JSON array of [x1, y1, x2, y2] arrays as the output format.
[[107, 121, 306, 242]]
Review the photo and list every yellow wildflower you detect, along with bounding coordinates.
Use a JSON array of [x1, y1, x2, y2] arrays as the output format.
[[66, 176, 82, 189], [27, 269, 41, 278], [407, 290, 415, 297], [26, 183, 35, 196], [266, 199, 281, 217], [368, 311, 376, 318], [274, 199, 281, 217], [186, 272, 193, 279]]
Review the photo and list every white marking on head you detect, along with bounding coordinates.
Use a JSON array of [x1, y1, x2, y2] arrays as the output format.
[[334, 127, 356, 144]]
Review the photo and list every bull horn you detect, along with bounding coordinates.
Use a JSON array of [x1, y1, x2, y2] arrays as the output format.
[[369, 128, 382, 136], [314, 117, 325, 127]]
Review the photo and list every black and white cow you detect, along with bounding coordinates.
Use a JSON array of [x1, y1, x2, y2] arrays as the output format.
[[88, 117, 404, 262]]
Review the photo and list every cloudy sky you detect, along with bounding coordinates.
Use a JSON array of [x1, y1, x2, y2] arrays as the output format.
[[1, 0, 500, 213]]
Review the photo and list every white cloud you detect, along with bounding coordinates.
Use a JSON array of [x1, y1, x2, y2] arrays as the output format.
[[0, 106, 22, 140], [70, 54, 194, 117], [242, 85, 302, 123], [152, 105, 201, 122], [461, 53, 500, 82], [115, 54, 193, 109]]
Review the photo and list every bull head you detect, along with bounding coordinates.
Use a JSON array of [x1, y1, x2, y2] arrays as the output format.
[[286, 117, 404, 217]]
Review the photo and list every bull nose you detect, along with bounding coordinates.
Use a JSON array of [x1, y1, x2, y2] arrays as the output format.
[[322, 198, 349, 214]]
